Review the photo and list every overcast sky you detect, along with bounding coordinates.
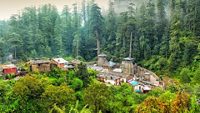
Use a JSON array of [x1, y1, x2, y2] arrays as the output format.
[[0, 0, 109, 20]]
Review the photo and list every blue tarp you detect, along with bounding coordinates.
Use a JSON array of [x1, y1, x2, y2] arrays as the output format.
[[130, 81, 139, 86]]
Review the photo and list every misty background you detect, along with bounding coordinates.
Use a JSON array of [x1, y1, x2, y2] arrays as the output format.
[[0, 0, 156, 20]]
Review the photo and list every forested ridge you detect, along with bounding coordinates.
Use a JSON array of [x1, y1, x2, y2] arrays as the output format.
[[0, 0, 200, 112]]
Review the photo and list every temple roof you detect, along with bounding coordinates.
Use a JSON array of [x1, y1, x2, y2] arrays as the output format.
[[123, 57, 134, 61]]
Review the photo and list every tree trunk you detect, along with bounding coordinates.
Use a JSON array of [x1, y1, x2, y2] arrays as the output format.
[[76, 39, 79, 58], [95, 30, 100, 56], [14, 48, 17, 59], [123, 34, 126, 49], [129, 32, 133, 58]]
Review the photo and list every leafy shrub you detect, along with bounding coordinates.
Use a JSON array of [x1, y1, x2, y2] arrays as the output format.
[[4, 74, 15, 80], [180, 68, 191, 83], [48, 67, 66, 78], [71, 78, 83, 91]]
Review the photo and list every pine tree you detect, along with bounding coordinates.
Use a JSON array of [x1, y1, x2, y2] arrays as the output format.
[[104, 0, 117, 55], [61, 5, 73, 55], [89, 4, 104, 56], [156, 0, 169, 56]]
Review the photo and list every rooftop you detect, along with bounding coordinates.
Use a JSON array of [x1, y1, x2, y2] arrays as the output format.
[[129, 80, 139, 86], [52, 58, 68, 64], [28, 59, 50, 64], [0, 64, 16, 69], [123, 57, 134, 61]]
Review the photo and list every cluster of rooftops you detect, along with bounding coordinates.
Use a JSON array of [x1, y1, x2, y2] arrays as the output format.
[[0, 54, 164, 93], [27, 58, 76, 72], [88, 53, 164, 93], [0, 58, 79, 76]]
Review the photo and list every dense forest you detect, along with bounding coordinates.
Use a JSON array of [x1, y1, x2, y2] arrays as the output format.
[[0, 0, 199, 112]]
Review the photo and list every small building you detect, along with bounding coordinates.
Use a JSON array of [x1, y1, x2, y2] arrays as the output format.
[[97, 54, 108, 67], [0, 64, 17, 75], [113, 68, 122, 73], [51, 58, 71, 70], [143, 72, 151, 81], [27, 59, 51, 72], [97, 74, 106, 82], [97, 72, 126, 85], [142, 85, 151, 93], [88, 64, 104, 71], [52, 58, 68, 68], [133, 84, 151, 93], [134, 85, 143, 93], [150, 74, 160, 86]]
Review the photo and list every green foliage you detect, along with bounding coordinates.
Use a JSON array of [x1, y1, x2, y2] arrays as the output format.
[[49, 104, 65, 113], [13, 75, 44, 100], [192, 84, 200, 98], [89, 3, 104, 55], [147, 87, 164, 97], [75, 62, 90, 87], [71, 78, 83, 91], [88, 68, 98, 78], [64, 56, 75, 61], [0, 0, 199, 112], [84, 82, 112, 113], [48, 67, 66, 78], [109, 83, 146, 113], [0, 68, 198, 113], [41, 84, 76, 112], [192, 66, 200, 84], [166, 80, 182, 93], [135, 96, 168, 113], [4, 74, 16, 80], [135, 91, 191, 113], [12, 75, 45, 112], [171, 92, 190, 113], [0, 81, 11, 104], [142, 55, 169, 73], [189, 95, 200, 113], [69, 101, 92, 113], [0, 0, 198, 75], [159, 91, 176, 104], [180, 68, 191, 83]]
